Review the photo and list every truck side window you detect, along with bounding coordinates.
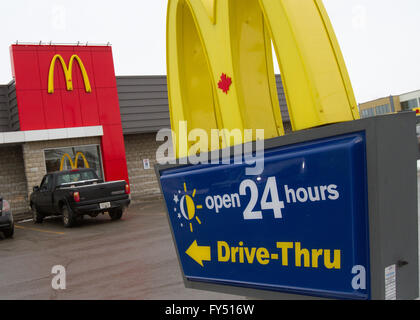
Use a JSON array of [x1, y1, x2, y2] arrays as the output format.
[[40, 177, 46, 188], [41, 175, 51, 191]]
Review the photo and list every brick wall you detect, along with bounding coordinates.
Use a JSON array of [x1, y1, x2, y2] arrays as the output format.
[[124, 133, 163, 204], [0, 145, 27, 215]]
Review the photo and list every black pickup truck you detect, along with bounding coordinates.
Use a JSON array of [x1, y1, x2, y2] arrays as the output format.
[[30, 169, 130, 228]]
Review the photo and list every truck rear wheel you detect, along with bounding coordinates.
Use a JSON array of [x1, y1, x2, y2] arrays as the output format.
[[109, 208, 123, 221], [62, 205, 76, 228]]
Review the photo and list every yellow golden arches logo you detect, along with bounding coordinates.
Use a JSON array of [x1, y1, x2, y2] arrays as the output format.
[[59, 152, 90, 171], [167, 0, 360, 158], [48, 54, 92, 94]]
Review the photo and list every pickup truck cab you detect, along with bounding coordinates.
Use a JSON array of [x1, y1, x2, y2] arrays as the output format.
[[30, 169, 130, 228]]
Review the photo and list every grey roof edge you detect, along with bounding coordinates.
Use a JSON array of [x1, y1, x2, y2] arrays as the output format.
[[117, 74, 289, 135]]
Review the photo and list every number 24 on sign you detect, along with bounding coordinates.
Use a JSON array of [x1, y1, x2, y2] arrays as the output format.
[[239, 177, 284, 220]]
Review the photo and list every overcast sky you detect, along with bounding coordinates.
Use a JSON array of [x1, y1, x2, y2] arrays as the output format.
[[0, 0, 419, 103]]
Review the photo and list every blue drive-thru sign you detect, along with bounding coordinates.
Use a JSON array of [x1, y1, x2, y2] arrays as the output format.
[[159, 133, 370, 300]]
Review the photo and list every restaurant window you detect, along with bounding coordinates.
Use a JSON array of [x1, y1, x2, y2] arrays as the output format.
[[401, 99, 419, 111], [375, 104, 390, 116], [361, 107, 375, 118], [44, 145, 103, 179]]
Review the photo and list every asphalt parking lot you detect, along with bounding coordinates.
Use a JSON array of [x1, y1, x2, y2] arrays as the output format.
[[0, 201, 245, 300], [1, 174, 420, 300]]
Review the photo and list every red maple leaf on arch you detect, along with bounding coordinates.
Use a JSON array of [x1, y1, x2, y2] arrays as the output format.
[[218, 73, 232, 94]]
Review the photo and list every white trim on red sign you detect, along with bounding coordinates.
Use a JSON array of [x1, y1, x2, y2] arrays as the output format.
[[0, 126, 103, 145]]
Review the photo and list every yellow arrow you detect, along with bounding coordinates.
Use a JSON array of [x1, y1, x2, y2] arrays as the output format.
[[185, 240, 211, 267]]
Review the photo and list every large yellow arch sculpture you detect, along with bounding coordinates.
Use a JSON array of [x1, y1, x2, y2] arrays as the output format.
[[167, 0, 360, 158]]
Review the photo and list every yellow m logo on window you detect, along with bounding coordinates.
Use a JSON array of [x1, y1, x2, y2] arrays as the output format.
[[48, 54, 92, 94], [60, 152, 90, 171], [167, 0, 360, 158]]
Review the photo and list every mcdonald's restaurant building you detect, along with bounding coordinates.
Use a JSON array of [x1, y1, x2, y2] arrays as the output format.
[[0, 44, 289, 218]]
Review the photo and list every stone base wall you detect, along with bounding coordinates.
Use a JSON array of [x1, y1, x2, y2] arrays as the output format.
[[0, 145, 28, 216], [2, 134, 164, 220], [124, 133, 163, 204]]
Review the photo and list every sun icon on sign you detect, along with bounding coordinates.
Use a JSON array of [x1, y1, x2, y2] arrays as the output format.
[[173, 183, 203, 233]]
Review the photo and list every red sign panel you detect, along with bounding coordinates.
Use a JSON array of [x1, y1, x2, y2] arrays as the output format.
[[10, 44, 129, 183]]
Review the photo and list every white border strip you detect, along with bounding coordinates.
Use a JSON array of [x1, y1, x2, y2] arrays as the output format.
[[0, 126, 103, 144]]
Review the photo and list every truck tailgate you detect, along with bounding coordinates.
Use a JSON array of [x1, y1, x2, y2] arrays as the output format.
[[74, 181, 128, 204]]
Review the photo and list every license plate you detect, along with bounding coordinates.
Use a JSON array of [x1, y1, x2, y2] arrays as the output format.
[[99, 202, 111, 209]]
